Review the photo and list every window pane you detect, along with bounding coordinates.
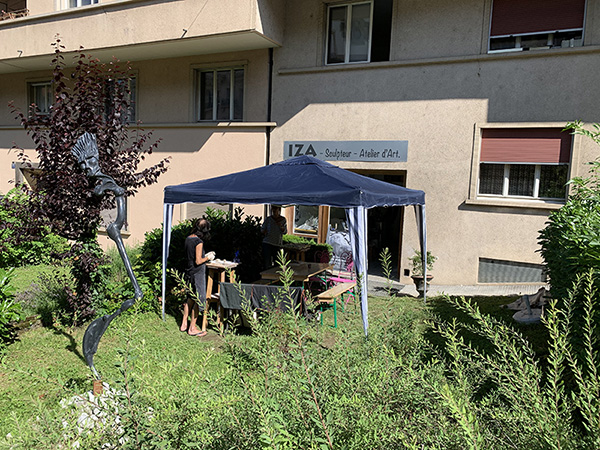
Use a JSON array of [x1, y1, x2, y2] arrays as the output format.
[[216, 70, 231, 120], [233, 69, 244, 120], [349, 3, 371, 62], [327, 6, 347, 64], [489, 36, 518, 51], [329, 207, 347, 231], [479, 163, 504, 195], [32, 83, 52, 114], [539, 165, 569, 199], [508, 164, 535, 196], [371, 0, 392, 62], [294, 205, 319, 235], [199, 71, 213, 120], [520, 34, 549, 50]]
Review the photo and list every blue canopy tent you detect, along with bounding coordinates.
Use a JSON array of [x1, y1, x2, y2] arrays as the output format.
[[162, 155, 427, 335]]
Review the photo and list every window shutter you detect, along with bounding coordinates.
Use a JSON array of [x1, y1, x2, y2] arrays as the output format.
[[490, 0, 586, 36], [480, 128, 571, 164]]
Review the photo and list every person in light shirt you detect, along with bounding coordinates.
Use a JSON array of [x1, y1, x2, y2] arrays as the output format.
[[261, 205, 287, 268]]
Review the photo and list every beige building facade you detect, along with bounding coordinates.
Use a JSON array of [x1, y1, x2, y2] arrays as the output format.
[[0, 0, 598, 286]]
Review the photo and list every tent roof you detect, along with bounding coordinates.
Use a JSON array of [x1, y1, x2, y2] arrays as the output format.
[[164, 155, 425, 208]]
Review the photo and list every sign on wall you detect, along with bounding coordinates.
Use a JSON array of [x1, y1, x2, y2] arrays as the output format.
[[284, 141, 408, 162]]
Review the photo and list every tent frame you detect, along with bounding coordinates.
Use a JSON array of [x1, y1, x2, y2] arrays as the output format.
[[160, 156, 427, 336]]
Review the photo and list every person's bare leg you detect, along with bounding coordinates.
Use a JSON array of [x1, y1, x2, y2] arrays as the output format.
[[180, 299, 193, 332], [188, 302, 204, 335]]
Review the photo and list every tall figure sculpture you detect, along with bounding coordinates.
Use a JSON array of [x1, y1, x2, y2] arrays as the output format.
[[71, 132, 143, 379]]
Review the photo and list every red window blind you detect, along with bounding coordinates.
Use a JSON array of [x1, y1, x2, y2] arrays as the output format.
[[490, 0, 586, 36], [481, 128, 572, 164]]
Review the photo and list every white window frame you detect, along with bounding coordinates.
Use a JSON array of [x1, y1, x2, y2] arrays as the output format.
[[28, 81, 52, 116], [325, 1, 373, 65], [195, 67, 245, 122], [488, 29, 584, 53], [61, 0, 99, 9], [477, 162, 569, 200], [467, 123, 583, 210]]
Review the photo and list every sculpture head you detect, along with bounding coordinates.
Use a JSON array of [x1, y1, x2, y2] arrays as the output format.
[[72, 132, 101, 177]]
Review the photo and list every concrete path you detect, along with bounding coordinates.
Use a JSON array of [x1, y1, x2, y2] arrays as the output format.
[[367, 273, 547, 298]]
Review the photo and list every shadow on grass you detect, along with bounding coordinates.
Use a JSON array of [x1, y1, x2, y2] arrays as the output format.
[[48, 324, 87, 365]]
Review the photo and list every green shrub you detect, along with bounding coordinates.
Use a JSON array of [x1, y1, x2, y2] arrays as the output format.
[[282, 233, 333, 261], [24, 272, 73, 326], [430, 271, 600, 450], [0, 187, 70, 268], [137, 207, 264, 298], [0, 268, 23, 349], [539, 125, 600, 303], [98, 245, 160, 315]]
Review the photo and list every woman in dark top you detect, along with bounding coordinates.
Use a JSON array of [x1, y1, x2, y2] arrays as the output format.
[[181, 218, 215, 337]]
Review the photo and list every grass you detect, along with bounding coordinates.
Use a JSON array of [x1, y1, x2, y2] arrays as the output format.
[[0, 288, 548, 437], [1, 263, 556, 448], [9, 264, 71, 295]]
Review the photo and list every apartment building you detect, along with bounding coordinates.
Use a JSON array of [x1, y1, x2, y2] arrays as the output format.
[[0, 0, 598, 286]]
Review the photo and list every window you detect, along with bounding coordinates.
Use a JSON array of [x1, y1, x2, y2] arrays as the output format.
[[28, 81, 52, 116], [294, 205, 319, 235], [326, 0, 392, 65], [478, 128, 572, 201], [105, 77, 136, 123], [196, 68, 244, 121], [489, 0, 586, 52], [67, 0, 98, 8]]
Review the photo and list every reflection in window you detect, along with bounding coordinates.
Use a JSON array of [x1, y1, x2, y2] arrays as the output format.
[[294, 205, 319, 235], [478, 163, 569, 200], [196, 68, 244, 121], [28, 81, 52, 116], [329, 207, 348, 231]]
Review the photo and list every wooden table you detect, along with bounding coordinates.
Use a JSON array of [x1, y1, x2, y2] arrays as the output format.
[[202, 259, 238, 331], [260, 261, 332, 283]]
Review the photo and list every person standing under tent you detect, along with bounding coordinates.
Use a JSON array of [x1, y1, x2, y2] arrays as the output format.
[[262, 205, 287, 268], [180, 218, 215, 337]]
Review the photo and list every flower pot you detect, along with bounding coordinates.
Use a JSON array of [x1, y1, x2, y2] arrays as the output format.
[[411, 274, 433, 297]]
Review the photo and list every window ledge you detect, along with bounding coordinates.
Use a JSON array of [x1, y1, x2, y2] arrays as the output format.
[[279, 44, 600, 75], [130, 122, 277, 129], [465, 197, 564, 210]]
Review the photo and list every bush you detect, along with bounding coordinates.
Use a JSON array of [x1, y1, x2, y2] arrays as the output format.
[[137, 207, 264, 301], [0, 268, 23, 349], [0, 187, 70, 268], [282, 233, 333, 261], [14, 271, 74, 326], [539, 123, 600, 303], [98, 245, 160, 316]]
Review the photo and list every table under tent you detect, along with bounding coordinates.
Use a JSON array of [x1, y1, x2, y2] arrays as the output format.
[[161, 155, 427, 336]]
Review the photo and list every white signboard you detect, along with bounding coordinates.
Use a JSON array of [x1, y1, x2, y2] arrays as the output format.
[[284, 141, 408, 162]]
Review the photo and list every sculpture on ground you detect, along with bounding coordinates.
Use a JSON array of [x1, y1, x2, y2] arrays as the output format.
[[71, 132, 143, 379]]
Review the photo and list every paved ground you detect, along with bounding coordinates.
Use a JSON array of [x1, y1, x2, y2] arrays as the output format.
[[367, 273, 547, 298]]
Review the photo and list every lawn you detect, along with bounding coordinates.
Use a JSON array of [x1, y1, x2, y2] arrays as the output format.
[[0, 280, 557, 449]]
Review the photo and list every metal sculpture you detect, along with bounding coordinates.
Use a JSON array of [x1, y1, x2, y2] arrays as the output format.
[[71, 132, 142, 379]]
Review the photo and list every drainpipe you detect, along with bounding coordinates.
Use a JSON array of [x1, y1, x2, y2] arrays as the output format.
[[264, 47, 274, 219], [265, 47, 273, 166]]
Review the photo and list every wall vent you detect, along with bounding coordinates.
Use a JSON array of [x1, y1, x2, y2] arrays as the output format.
[[478, 258, 547, 283]]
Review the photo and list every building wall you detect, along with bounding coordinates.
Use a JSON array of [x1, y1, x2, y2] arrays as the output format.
[[270, 0, 600, 285], [0, 48, 272, 247], [1, 0, 599, 286]]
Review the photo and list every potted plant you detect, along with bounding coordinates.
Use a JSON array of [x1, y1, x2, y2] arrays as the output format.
[[409, 250, 436, 296]]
